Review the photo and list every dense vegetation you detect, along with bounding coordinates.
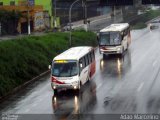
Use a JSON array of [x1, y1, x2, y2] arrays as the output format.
[[0, 31, 97, 98]]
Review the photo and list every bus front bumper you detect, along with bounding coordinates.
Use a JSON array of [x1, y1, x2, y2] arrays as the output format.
[[100, 49, 122, 54], [99, 46, 122, 54], [51, 83, 79, 90]]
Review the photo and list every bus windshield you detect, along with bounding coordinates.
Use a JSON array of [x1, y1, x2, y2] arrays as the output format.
[[52, 60, 78, 77], [99, 32, 121, 46]]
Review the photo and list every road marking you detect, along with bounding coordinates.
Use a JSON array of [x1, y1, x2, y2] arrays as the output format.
[[137, 82, 144, 92], [97, 83, 102, 90], [153, 60, 157, 67], [24, 108, 30, 112], [37, 98, 43, 103], [32, 103, 38, 107]]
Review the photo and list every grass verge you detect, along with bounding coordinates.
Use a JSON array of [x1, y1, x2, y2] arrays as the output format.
[[0, 30, 97, 98]]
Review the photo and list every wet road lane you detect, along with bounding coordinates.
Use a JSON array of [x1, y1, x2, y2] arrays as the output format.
[[1, 27, 160, 118], [90, 28, 160, 114]]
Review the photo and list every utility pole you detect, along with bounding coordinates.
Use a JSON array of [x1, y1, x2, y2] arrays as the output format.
[[82, 0, 87, 24], [69, 0, 80, 47], [82, 0, 88, 31], [111, 6, 115, 23], [69, 0, 87, 46], [54, 0, 57, 28], [27, 0, 31, 35], [0, 22, 1, 36]]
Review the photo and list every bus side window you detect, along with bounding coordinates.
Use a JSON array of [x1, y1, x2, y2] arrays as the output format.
[[85, 55, 89, 66], [87, 53, 91, 65], [82, 56, 86, 68], [89, 52, 92, 63], [82, 57, 86, 68], [79, 57, 85, 72], [91, 51, 95, 61], [89, 52, 93, 63]]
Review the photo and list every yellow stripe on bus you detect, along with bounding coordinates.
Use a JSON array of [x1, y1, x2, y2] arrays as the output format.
[[55, 60, 68, 63]]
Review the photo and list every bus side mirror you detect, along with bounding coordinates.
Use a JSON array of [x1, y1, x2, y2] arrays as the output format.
[[48, 65, 51, 70]]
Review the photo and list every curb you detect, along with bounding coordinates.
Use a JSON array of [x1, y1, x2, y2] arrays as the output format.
[[0, 70, 50, 103]]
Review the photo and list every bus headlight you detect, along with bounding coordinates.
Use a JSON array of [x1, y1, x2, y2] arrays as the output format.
[[100, 60, 104, 68], [117, 47, 121, 52], [74, 86, 77, 89], [53, 86, 56, 89], [117, 48, 121, 51]]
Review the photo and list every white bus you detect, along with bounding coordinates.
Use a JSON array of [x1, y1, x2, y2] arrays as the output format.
[[97, 23, 131, 57], [49, 46, 96, 94]]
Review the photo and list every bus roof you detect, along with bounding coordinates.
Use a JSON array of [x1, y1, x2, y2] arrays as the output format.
[[100, 23, 129, 33], [53, 46, 93, 61]]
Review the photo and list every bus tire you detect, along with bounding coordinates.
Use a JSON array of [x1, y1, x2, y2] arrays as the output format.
[[76, 82, 82, 93], [54, 89, 58, 95], [103, 54, 106, 59], [121, 47, 124, 57]]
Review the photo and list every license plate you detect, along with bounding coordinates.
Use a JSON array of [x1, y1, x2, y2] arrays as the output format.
[[61, 88, 67, 91]]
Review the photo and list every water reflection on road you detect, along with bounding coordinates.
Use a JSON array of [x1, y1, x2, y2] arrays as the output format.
[[52, 81, 97, 119], [99, 51, 132, 80]]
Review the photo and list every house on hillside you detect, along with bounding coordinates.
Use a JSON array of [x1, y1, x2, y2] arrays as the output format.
[[0, 0, 58, 35]]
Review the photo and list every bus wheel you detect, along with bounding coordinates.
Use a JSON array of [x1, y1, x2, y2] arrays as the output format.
[[103, 54, 106, 59], [76, 82, 82, 93], [54, 89, 58, 96], [121, 48, 124, 57]]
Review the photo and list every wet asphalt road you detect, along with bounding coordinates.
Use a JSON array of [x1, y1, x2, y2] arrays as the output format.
[[88, 14, 123, 32], [1, 24, 160, 119]]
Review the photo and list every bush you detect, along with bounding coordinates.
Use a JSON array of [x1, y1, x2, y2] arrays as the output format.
[[0, 31, 97, 97]]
